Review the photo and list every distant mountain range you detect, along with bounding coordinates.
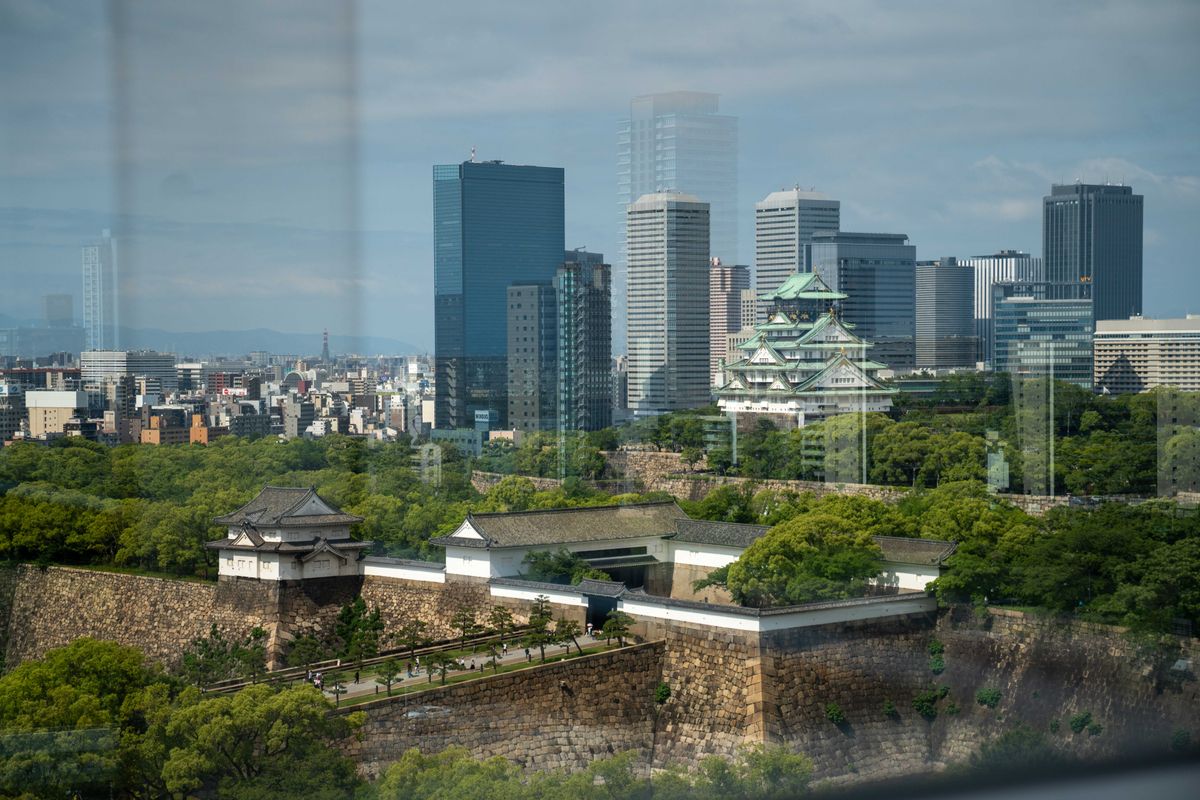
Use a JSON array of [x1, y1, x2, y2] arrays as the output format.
[[0, 315, 424, 358]]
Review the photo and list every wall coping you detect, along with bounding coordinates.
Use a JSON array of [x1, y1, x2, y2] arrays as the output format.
[[328, 640, 664, 716]]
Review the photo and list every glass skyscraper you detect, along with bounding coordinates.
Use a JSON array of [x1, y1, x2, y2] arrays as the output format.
[[82, 229, 119, 351], [1043, 183, 1143, 322], [433, 160, 565, 430], [991, 282, 1094, 389], [807, 231, 917, 369], [962, 250, 1042, 366]]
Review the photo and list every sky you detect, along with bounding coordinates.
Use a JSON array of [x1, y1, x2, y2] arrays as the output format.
[[2, 0, 1198, 352]]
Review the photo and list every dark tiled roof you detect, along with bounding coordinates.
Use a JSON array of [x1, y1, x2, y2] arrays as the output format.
[[488, 576, 585, 595], [212, 486, 363, 527], [874, 536, 957, 566], [620, 587, 932, 617], [671, 519, 769, 548], [362, 556, 446, 570], [575, 578, 628, 598], [435, 502, 688, 549], [206, 535, 372, 554]]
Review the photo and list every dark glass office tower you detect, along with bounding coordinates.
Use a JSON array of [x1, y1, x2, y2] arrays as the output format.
[[1043, 183, 1143, 321], [433, 161, 565, 430], [807, 231, 917, 369], [556, 258, 612, 431]]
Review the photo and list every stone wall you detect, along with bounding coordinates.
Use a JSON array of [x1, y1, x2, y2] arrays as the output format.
[[0, 566, 262, 668], [337, 641, 664, 777], [470, 471, 564, 494]]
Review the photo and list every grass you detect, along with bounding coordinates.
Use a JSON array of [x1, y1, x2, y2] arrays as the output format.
[[331, 642, 618, 708]]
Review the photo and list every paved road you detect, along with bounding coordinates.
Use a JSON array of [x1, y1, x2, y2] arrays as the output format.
[[314, 636, 596, 703]]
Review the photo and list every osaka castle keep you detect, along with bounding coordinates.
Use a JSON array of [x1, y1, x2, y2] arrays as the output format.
[[716, 271, 893, 426]]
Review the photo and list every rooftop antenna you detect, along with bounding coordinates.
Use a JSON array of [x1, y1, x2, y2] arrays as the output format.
[[469, 146, 476, 163]]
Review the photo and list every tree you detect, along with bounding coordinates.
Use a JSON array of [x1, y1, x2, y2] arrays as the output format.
[[870, 421, 934, 486], [160, 684, 363, 798], [484, 640, 502, 673], [334, 597, 385, 672], [179, 625, 267, 686], [681, 446, 704, 472], [554, 616, 584, 655], [487, 605, 515, 645], [424, 651, 457, 685], [287, 634, 328, 672], [450, 607, 481, 651], [600, 610, 634, 647], [523, 595, 556, 662], [522, 548, 611, 585], [717, 513, 884, 607], [377, 659, 403, 696], [396, 620, 431, 662]]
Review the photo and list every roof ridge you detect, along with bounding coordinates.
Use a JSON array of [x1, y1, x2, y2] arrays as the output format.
[[277, 486, 320, 518], [469, 500, 681, 519]]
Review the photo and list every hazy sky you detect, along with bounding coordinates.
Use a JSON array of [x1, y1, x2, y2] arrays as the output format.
[[2, 0, 1198, 351]]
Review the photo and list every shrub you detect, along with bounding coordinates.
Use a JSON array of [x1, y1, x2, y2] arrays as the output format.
[[975, 687, 1001, 709], [1170, 729, 1192, 753], [913, 688, 940, 720], [825, 702, 846, 724], [929, 654, 945, 674], [1049, 719, 1060, 734], [1087, 723, 1103, 737], [946, 700, 960, 715], [928, 639, 945, 656], [882, 699, 898, 719], [1069, 711, 1093, 734], [654, 682, 671, 705]]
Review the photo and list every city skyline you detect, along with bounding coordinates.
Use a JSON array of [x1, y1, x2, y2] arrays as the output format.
[[3, 1, 1199, 349]]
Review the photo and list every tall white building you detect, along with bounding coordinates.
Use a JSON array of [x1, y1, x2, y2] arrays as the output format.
[[1094, 316, 1200, 393], [82, 229, 119, 351], [754, 188, 840, 321], [81, 350, 179, 393], [626, 193, 710, 416], [961, 250, 1042, 366], [617, 92, 736, 353]]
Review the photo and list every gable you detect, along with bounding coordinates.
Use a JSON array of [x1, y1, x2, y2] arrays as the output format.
[[449, 519, 486, 540]]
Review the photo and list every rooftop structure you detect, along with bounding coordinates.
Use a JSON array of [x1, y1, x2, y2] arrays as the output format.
[[208, 486, 370, 581], [715, 272, 893, 427]]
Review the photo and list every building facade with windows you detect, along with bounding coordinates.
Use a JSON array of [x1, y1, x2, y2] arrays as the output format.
[[626, 193, 711, 416], [506, 283, 558, 432], [915, 258, 976, 370], [1093, 316, 1200, 393], [807, 231, 916, 370], [991, 283, 1094, 388], [81, 350, 178, 393], [1043, 183, 1142, 322], [556, 259, 612, 431], [433, 160, 565, 430], [754, 188, 839, 320], [962, 250, 1042, 365], [82, 229, 119, 351], [708, 261, 750, 384]]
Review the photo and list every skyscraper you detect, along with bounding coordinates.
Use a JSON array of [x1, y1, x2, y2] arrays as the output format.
[[708, 260, 750, 383], [991, 282, 1094, 389], [556, 257, 612, 431], [626, 193, 710, 415], [808, 232, 917, 369], [961, 250, 1042, 366], [1043, 183, 1143, 321], [433, 160, 565, 430], [82, 229, 118, 351], [754, 188, 840, 320], [915, 258, 976, 370], [506, 283, 558, 432]]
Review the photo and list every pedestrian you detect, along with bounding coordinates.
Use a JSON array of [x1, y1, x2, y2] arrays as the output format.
[[354, 669, 360, 684], [525, 647, 531, 662], [407, 661, 413, 678], [586, 622, 593, 637], [305, 669, 312, 683], [502, 642, 508, 656], [469, 661, 475, 671]]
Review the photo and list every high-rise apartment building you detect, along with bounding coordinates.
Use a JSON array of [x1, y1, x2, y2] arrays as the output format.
[[618, 92, 737, 263], [808, 232, 916, 369], [962, 250, 1042, 365], [1093, 316, 1200, 393], [626, 193, 710, 415], [915, 258, 976, 370], [81, 350, 178, 392], [1043, 183, 1143, 321], [754, 188, 840, 320], [433, 160, 565, 430], [82, 229, 119, 351], [506, 283, 558, 432], [708, 261, 750, 382], [991, 283, 1094, 388], [556, 258, 612, 431]]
